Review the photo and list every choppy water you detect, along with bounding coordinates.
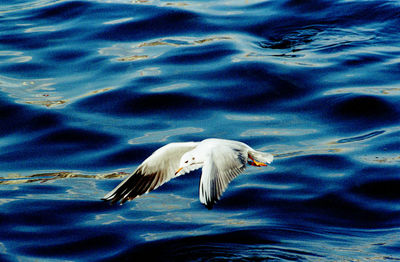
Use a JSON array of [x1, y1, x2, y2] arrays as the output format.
[[1, 0, 400, 261]]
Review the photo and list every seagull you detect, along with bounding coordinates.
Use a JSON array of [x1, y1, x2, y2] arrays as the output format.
[[102, 138, 273, 209]]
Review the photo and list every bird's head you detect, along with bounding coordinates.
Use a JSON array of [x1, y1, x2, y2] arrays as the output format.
[[175, 151, 203, 176]]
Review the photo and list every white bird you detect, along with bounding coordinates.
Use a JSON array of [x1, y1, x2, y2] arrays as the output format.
[[102, 138, 273, 209]]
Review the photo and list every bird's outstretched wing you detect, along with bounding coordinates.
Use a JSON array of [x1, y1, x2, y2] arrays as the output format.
[[102, 142, 198, 204], [199, 144, 247, 209]]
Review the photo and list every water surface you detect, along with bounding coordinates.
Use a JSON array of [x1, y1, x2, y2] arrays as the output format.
[[1, 0, 400, 261]]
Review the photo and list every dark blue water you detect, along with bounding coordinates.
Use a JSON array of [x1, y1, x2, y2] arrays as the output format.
[[1, 0, 400, 261]]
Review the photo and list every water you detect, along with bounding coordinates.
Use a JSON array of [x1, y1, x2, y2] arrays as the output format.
[[1, 0, 400, 261]]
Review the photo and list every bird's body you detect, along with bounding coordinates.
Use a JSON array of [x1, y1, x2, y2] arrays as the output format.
[[102, 138, 273, 209]]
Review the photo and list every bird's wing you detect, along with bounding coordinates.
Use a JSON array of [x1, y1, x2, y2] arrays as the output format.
[[199, 144, 247, 209], [102, 142, 198, 204]]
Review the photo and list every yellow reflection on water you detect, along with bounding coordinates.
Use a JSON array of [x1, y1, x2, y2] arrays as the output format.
[[138, 41, 178, 48], [164, 2, 189, 7], [116, 55, 148, 62], [0, 76, 72, 108], [100, 36, 232, 63], [324, 85, 400, 96], [359, 155, 400, 165], [25, 99, 67, 107], [0, 171, 130, 185]]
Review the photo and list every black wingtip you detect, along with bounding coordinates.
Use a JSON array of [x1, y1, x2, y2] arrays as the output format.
[[101, 196, 109, 201], [101, 192, 123, 205], [101, 197, 114, 205], [204, 202, 214, 210]]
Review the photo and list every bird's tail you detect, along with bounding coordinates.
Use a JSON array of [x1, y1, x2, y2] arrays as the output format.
[[249, 150, 274, 165]]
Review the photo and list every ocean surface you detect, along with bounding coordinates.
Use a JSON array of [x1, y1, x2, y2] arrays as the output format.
[[1, 0, 400, 261]]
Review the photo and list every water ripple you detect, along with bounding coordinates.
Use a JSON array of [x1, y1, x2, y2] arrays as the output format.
[[337, 130, 385, 144]]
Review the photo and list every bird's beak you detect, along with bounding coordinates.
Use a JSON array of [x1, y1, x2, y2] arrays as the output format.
[[175, 167, 183, 176]]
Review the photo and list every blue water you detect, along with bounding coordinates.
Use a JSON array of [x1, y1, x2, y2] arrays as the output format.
[[1, 0, 400, 261]]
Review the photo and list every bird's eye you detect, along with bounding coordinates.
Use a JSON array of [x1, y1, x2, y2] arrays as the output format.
[[185, 160, 188, 163], [192, 157, 195, 160]]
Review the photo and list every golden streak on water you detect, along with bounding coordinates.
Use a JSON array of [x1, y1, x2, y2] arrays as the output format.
[[362, 155, 400, 164], [137, 36, 232, 48], [116, 55, 149, 62], [89, 87, 114, 95], [165, 2, 189, 7], [100, 36, 232, 64], [137, 41, 179, 48], [324, 86, 400, 96], [0, 171, 130, 185], [22, 86, 115, 108], [193, 36, 231, 44], [25, 99, 67, 107]]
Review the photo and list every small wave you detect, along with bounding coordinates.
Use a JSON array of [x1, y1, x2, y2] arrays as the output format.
[[337, 130, 385, 144], [258, 25, 375, 58], [351, 179, 400, 201], [104, 229, 326, 261], [0, 171, 129, 185]]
